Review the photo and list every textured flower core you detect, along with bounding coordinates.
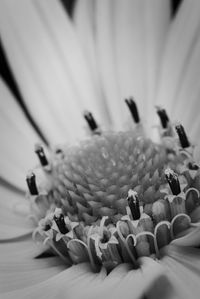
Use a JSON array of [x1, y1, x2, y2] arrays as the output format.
[[29, 129, 200, 271]]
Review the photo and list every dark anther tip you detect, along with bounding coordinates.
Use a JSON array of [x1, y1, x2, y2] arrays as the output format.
[[156, 106, 169, 129], [26, 172, 38, 196], [175, 124, 190, 148], [165, 168, 181, 196], [125, 97, 140, 123], [34, 143, 49, 166]]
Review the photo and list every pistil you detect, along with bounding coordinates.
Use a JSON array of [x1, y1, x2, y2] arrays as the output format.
[[84, 111, 100, 134], [26, 172, 38, 195], [165, 168, 181, 195], [156, 107, 169, 129], [53, 208, 68, 234], [125, 98, 140, 123], [35, 144, 49, 167], [127, 190, 140, 220], [175, 123, 190, 148]]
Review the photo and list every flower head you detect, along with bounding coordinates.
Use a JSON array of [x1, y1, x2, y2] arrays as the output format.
[[1, 0, 200, 298]]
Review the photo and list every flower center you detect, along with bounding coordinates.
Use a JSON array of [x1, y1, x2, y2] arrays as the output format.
[[27, 111, 200, 272]]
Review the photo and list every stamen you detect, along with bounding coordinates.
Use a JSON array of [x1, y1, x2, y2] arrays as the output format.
[[127, 189, 140, 220], [125, 98, 140, 123], [84, 111, 100, 134], [53, 208, 68, 234], [101, 230, 110, 244], [156, 106, 169, 129], [26, 172, 38, 195], [41, 216, 53, 232], [35, 144, 49, 167], [175, 124, 190, 148], [165, 168, 181, 195]]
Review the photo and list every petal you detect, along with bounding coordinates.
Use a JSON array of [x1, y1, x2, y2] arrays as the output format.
[[113, 0, 170, 130], [80, 258, 165, 299], [143, 0, 171, 129], [0, 184, 33, 240], [36, 0, 109, 127], [0, 263, 106, 299], [73, 0, 111, 127], [0, 0, 91, 145], [162, 245, 200, 299], [0, 238, 66, 293], [174, 32, 200, 141], [156, 0, 200, 127], [171, 226, 200, 247], [164, 244, 200, 271], [0, 78, 41, 190], [94, 0, 124, 130]]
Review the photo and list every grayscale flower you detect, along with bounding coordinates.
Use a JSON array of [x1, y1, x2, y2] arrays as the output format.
[[0, 1, 200, 298]]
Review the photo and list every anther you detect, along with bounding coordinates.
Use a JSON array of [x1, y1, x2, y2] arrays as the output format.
[[156, 107, 169, 129], [53, 208, 68, 234], [125, 98, 140, 123], [165, 168, 181, 195], [84, 110, 100, 135], [26, 172, 38, 195], [35, 144, 49, 167], [127, 189, 140, 220], [175, 124, 190, 148]]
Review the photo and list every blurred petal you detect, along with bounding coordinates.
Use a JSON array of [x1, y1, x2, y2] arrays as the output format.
[[0, 263, 106, 299], [95, 0, 123, 130], [143, 0, 170, 129], [156, 0, 200, 128], [0, 238, 66, 293], [0, 0, 98, 145], [80, 258, 165, 299], [73, 0, 112, 127], [36, 0, 110, 127], [162, 245, 200, 299], [0, 184, 33, 240], [0, 78, 41, 190], [164, 244, 200, 271], [173, 27, 200, 141], [171, 226, 200, 247], [114, 0, 170, 130], [147, 275, 181, 299]]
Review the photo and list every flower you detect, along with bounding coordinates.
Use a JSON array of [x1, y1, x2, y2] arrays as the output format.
[[1, 0, 200, 298]]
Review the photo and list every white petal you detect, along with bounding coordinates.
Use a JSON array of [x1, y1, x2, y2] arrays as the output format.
[[0, 79, 41, 190], [173, 32, 200, 142], [114, 0, 170, 131], [0, 184, 33, 240], [0, 238, 66, 293], [0, 238, 45, 262], [164, 244, 200, 271], [171, 226, 200, 247], [35, 0, 109, 128], [162, 247, 200, 299], [0, 0, 90, 145], [113, 0, 146, 128], [74, 0, 111, 127], [0, 263, 106, 299], [80, 259, 165, 299], [156, 0, 200, 125], [142, 0, 170, 129], [95, 0, 124, 130]]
